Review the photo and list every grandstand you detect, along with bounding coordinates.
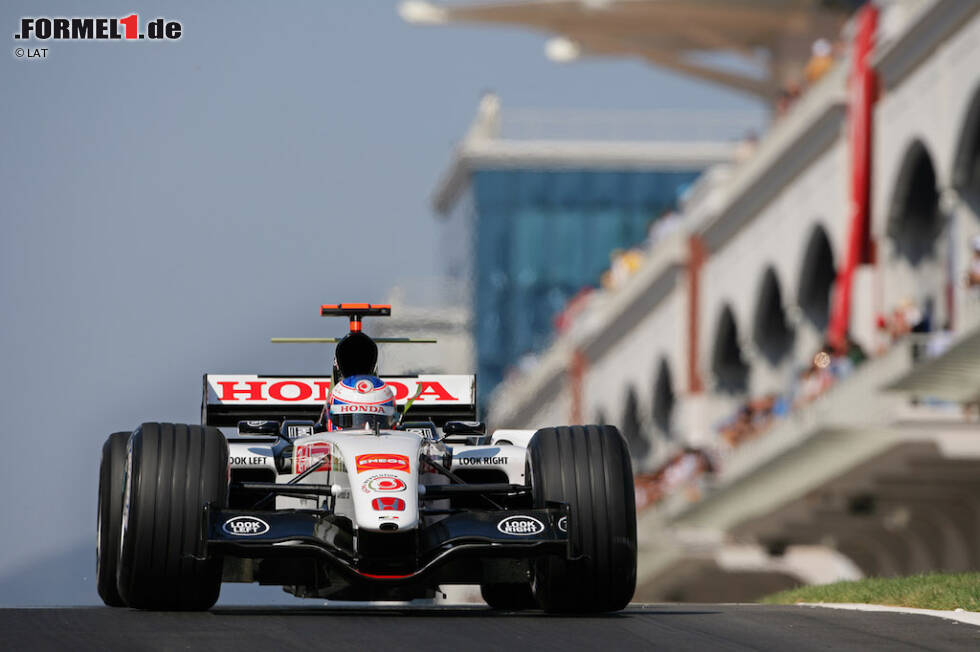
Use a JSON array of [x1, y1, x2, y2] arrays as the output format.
[[409, 0, 980, 600]]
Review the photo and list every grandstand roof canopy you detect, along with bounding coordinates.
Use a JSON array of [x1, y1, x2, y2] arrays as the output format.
[[400, 0, 858, 101]]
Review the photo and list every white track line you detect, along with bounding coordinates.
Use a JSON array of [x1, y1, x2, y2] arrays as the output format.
[[797, 602, 980, 627]]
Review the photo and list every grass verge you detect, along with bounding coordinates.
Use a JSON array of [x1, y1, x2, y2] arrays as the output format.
[[761, 573, 980, 611]]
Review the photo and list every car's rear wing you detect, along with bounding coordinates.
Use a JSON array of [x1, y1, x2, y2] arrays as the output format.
[[202, 374, 476, 428]]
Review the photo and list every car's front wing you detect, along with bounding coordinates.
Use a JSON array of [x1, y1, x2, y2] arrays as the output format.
[[204, 505, 569, 585]]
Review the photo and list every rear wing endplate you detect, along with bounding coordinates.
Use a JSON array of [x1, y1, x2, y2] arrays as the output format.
[[202, 374, 476, 428]]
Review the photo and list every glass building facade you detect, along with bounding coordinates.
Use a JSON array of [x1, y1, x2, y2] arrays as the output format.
[[451, 167, 702, 400]]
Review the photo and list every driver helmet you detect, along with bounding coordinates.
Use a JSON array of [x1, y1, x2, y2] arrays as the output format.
[[326, 375, 396, 431]]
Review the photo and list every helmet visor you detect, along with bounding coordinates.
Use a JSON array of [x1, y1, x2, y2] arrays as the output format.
[[329, 403, 396, 430], [331, 412, 395, 430]]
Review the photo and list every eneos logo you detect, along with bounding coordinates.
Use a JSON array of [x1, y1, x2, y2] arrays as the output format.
[[355, 454, 409, 474]]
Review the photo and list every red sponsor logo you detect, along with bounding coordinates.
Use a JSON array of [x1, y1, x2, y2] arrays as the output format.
[[216, 379, 458, 403], [355, 454, 410, 474], [371, 496, 406, 511], [333, 404, 388, 414], [294, 442, 332, 474], [364, 474, 407, 492], [218, 380, 330, 402], [387, 381, 457, 402]]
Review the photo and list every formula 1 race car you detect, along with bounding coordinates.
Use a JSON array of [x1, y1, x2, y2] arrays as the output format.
[[96, 304, 637, 612]]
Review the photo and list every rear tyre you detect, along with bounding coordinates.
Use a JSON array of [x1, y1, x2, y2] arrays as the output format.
[[97, 431, 131, 607], [117, 422, 229, 610], [480, 582, 537, 610], [527, 425, 637, 613]]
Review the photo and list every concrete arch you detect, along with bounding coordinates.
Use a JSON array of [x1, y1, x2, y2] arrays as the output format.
[[711, 303, 749, 395], [621, 385, 648, 462], [907, 504, 971, 572], [886, 139, 942, 266], [952, 82, 980, 197], [796, 223, 836, 330], [652, 357, 675, 440], [752, 266, 795, 365], [881, 138, 948, 329]]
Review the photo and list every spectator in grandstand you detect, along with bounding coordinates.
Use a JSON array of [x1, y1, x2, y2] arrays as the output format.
[[719, 402, 761, 447], [804, 38, 835, 84], [911, 297, 934, 335], [776, 82, 801, 117], [709, 336, 869, 478], [798, 355, 833, 406], [717, 336, 866, 448], [602, 248, 645, 290], [634, 447, 716, 510], [718, 416, 738, 447], [830, 347, 854, 377], [926, 321, 954, 359], [845, 334, 868, 366], [749, 394, 776, 432], [553, 286, 594, 334], [887, 297, 925, 340], [888, 306, 907, 339], [734, 404, 755, 442], [771, 392, 792, 418], [645, 209, 683, 248], [874, 313, 892, 354]]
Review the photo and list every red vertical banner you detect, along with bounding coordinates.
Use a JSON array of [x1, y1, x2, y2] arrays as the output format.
[[828, 4, 878, 352]]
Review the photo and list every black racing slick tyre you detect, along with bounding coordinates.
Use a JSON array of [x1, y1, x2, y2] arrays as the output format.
[[97, 431, 131, 607], [116, 422, 229, 610], [527, 425, 637, 613], [480, 583, 537, 611]]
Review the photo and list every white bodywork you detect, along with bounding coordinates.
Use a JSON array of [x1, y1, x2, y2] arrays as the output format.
[[451, 443, 528, 485], [227, 444, 277, 474], [286, 429, 425, 532], [227, 428, 537, 533]]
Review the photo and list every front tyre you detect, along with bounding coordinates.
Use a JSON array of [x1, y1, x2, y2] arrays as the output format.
[[96, 431, 131, 607], [528, 425, 637, 613], [116, 422, 229, 610]]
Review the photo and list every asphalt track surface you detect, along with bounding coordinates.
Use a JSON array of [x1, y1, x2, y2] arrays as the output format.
[[3, 604, 979, 651]]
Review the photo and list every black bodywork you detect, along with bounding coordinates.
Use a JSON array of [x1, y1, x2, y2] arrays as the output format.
[[205, 504, 569, 599]]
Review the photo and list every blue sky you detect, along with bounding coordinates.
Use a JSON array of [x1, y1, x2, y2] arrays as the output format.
[[0, 0, 761, 602]]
